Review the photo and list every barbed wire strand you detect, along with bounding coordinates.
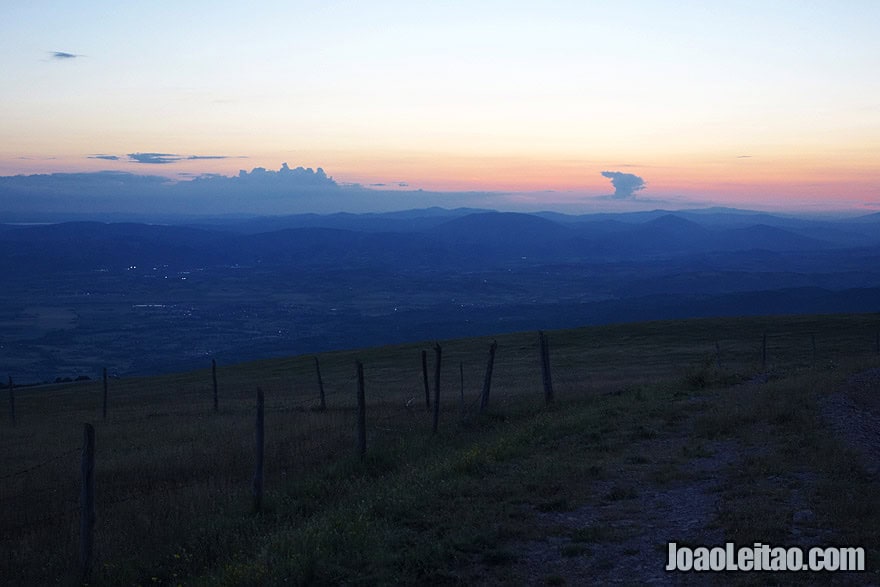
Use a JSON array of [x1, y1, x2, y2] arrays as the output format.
[[0, 448, 81, 481]]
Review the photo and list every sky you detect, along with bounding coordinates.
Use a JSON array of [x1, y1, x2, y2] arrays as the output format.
[[1, 1, 879, 214]]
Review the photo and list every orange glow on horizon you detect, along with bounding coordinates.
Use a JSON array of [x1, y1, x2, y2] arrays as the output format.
[[1, 147, 877, 210]]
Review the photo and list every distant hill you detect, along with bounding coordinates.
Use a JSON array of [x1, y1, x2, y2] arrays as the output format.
[[428, 212, 586, 260], [628, 214, 713, 251], [717, 224, 833, 252], [578, 215, 713, 257], [849, 211, 880, 221], [0, 222, 230, 271], [229, 227, 462, 268], [430, 212, 570, 243], [209, 208, 488, 234]]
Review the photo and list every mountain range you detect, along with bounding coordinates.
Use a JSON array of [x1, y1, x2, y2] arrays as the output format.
[[1, 207, 879, 382]]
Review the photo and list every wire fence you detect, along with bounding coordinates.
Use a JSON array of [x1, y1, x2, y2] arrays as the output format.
[[1, 445, 83, 541], [0, 447, 80, 482], [3, 318, 879, 584]]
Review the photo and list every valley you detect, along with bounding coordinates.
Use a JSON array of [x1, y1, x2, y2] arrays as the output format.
[[2, 207, 879, 383]]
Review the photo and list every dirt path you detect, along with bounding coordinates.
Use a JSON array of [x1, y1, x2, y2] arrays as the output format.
[[511, 408, 741, 585], [819, 368, 880, 480], [506, 369, 880, 585]]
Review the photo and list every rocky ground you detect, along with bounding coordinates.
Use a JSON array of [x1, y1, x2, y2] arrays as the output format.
[[506, 369, 880, 585]]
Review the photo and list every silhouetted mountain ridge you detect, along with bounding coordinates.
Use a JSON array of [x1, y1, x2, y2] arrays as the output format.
[[0, 208, 872, 275]]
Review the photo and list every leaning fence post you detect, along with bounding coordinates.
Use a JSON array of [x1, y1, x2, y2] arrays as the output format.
[[539, 331, 554, 405], [356, 361, 366, 459], [480, 341, 497, 415], [102, 368, 108, 420], [253, 388, 264, 513], [8, 375, 14, 426], [432, 343, 442, 434], [212, 358, 219, 413], [421, 350, 430, 411], [314, 356, 326, 411], [80, 423, 96, 583]]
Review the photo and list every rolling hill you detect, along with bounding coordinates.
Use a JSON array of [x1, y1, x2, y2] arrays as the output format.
[[2, 312, 878, 584]]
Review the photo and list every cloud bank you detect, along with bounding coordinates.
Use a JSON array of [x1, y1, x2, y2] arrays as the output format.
[[0, 165, 378, 218], [0, 164, 511, 219]]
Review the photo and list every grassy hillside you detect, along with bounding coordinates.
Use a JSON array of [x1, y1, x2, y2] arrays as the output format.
[[2, 313, 880, 585]]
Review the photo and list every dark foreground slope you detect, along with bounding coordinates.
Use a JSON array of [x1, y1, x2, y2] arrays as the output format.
[[2, 313, 879, 585]]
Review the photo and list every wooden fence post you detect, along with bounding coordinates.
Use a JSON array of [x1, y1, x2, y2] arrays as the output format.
[[539, 331, 554, 405], [480, 341, 497, 415], [432, 343, 442, 434], [212, 358, 219, 413], [80, 423, 96, 583], [421, 350, 430, 411], [459, 362, 465, 415], [314, 356, 326, 411], [253, 388, 264, 513], [102, 368, 108, 420], [356, 361, 366, 459], [8, 375, 14, 426], [762, 333, 767, 370]]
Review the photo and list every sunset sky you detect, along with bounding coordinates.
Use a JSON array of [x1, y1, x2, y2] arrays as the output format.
[[2, 1, 878, 212]]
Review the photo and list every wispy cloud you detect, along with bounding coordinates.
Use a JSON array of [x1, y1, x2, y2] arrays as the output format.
[[178, 172, 226, 179], [187, 155, 244, 160], [128, 153, 181, 164], [125, 153, 245, 164], [368, 181, 412, 188], [51, 51, 80, 60], [89, 154, 121, 161]]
